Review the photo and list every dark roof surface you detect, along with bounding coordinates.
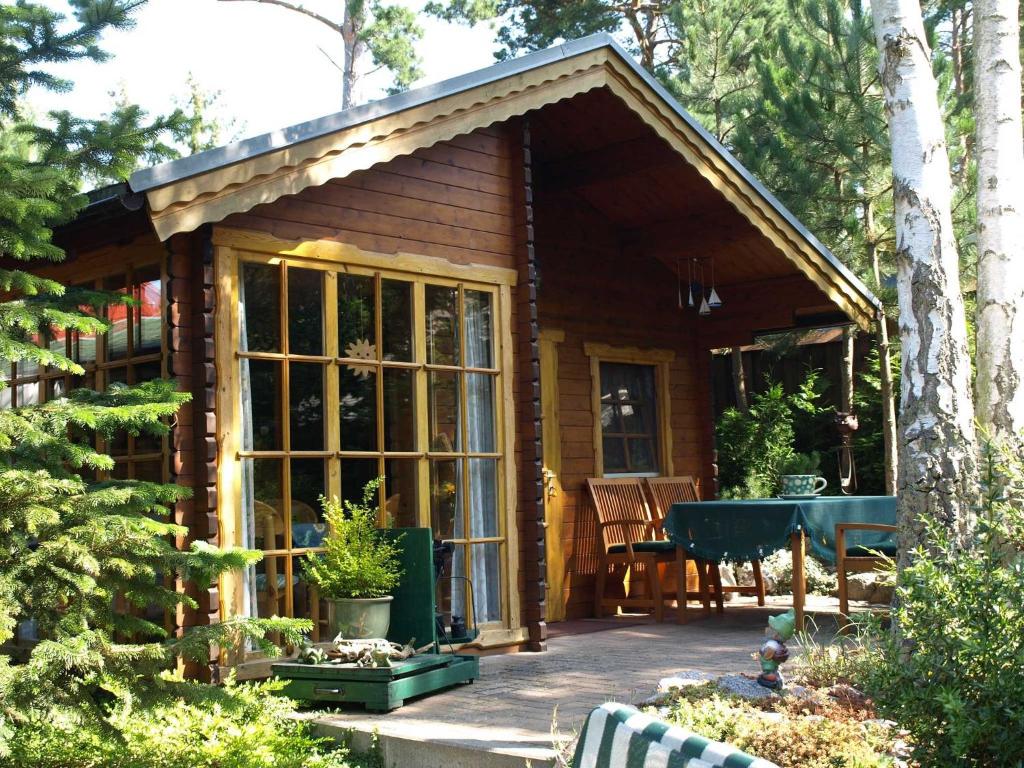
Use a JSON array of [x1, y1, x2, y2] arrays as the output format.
[[123, 33, 878, 310]]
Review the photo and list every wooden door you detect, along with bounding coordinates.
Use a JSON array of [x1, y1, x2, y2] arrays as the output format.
[[539, 329, 566, 621]]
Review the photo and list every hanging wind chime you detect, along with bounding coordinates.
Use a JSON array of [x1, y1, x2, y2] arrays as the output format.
[[677, 256, 723, 316]]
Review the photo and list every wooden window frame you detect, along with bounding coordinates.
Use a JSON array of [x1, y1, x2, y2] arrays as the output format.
[[583, 342, 674, 478], [215, 231, 522, 655]]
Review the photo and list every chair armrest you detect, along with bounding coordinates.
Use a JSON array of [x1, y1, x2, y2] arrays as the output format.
[[599, 517, 658, 536], [835, 523, 897, 534]]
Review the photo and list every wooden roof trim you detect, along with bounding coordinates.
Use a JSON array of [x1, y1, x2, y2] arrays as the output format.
[[146, 52, 609, 236], [598, 58, 876, 330]]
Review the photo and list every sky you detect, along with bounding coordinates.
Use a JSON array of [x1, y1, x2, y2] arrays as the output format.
[[27, 0, 502, 146]]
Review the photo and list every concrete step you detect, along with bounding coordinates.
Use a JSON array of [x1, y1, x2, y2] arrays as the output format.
[[316, 716, 559, 768]]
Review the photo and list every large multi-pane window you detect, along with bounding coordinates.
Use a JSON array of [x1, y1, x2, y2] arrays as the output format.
[[0, 262, 168, 481], [236, 257, 506, 639]]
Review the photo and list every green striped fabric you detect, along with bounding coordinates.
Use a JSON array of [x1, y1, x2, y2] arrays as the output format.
[[573, 703, 779, 768]]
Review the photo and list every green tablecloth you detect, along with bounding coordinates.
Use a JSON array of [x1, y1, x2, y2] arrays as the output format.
[[664, 496, 897, 565]]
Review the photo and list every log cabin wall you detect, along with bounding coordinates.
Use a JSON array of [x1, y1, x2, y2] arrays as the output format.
[[534, 189, 713, 621], [218, 128, 518, 273]]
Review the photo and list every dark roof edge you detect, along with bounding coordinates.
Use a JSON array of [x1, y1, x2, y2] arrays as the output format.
[[127, 32, 880, 312]]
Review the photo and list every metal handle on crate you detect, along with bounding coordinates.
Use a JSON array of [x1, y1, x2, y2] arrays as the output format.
[[314, 687, 345, 695]]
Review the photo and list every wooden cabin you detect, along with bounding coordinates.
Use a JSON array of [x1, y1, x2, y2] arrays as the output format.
[[41, 34, 879, 672]]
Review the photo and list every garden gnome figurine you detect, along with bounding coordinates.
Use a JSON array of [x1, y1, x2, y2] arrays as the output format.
[[756, 609, 796, 690]]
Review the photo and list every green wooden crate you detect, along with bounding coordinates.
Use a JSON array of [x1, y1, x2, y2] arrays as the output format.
[[273, 527, 480, 711], [272, 654, 479, 712]]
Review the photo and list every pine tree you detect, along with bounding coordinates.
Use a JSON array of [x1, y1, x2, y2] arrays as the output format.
[[218, 0, 424, 109], [0, 1, 305, 739]]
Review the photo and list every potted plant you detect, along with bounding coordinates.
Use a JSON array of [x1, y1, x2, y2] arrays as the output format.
[[779, 451, 827, 497], [304, 478, 403, 639]]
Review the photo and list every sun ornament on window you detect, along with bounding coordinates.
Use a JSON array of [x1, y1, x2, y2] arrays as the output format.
[[344, 338, 376, 379]]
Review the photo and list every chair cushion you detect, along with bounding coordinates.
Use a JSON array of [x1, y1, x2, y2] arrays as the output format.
[[846, 545, 898, 558], [608, 540, 676, 554]]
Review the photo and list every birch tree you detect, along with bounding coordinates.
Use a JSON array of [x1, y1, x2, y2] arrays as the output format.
[[974, 0, 1024, 451], [871, 0, 978, 555]]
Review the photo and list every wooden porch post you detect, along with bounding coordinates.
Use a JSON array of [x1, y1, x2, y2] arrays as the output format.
[[513, 119, 547, 651]]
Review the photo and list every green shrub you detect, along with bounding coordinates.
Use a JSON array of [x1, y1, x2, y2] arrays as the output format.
[[304, 479, 403, 600], [716, 371, 828, 499], [860, 443, 1024, 766], [656, 683, 893, 768], [779, 451, 822, 476], [2, 675, 378, 768]]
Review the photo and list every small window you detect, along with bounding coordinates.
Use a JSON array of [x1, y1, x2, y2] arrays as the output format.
[[599, 362, 660, 475]]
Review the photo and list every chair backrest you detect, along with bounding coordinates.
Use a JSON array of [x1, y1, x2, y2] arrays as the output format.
[[573, 702, 778, 768], [586, 478, 654, 552], [645, 476, 701, 524]]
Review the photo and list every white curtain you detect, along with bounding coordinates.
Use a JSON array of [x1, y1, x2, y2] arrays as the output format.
[[462, 292, 500, 623], [238, 271, 258, 621]]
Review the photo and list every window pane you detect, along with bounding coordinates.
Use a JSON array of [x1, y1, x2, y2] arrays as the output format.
[[465, 374, 495, 453], [603, 437, 628, 474], [72, 290, 98, 365], [338, 274, 375, 359], [385, 459, 418, 528], [288, 268, 324, 356], [134, 460, 164, 483], [134, 360, 162, 383], [45, 377, 66, 401], [428, 371, 460, 451], [381, 279, 413, 362], [250, 458, 284, 550], [598, 362, 659, 474], [16, 382, 38, 407], [471, 542, 502, 623], [426, 285, 459, 365], [468, 458, 499, 538], [430, 459, 462, 539], [244, 359, 282, 451], [253, 556, 286, 618], [464, 290, 493, 368], [383, 368, 415, 451], [104, 275, 129, 360], [339, 366, 377, 452], [133, 264, 162, 355], [341, 459, 380, 510], [46, 328, 67, 372], [292, 556, 318, 621], [240, 262, 280, 352], [289, 363, 325, 451], [627, 438, 658, 474], [291, 459, 326, 548]]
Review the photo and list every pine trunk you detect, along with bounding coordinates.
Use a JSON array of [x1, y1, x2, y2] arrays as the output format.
[[730, 347, 749, 413], [872, 0, 978, 560], [840, 327, 855, 414], [877, 311, 898, 495], [974, 0, 1024, 451]]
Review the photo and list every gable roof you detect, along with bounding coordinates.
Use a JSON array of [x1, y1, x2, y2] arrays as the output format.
[[125, 33, 880, 329]]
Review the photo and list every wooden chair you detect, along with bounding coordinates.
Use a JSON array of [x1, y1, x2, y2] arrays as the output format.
[[645, 476, 766, 609], [587, 477, 682, 622], [835, 522, 898, 618]]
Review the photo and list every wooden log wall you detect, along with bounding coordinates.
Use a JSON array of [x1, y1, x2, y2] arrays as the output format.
[[167, 229, 220, 678], [511, 120, 547, 651], [534, 189, 714, 621]]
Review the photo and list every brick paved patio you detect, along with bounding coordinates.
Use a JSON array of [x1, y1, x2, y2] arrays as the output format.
[[314, 597, 843, 768]]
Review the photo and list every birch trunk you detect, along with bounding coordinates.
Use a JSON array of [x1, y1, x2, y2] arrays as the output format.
[[974, 0, 1024, 452], [872, 0, 978, 559], [840, 327, 856, 414]]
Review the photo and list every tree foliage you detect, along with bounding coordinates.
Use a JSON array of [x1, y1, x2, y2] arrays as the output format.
[[0, 0, 303, 743]]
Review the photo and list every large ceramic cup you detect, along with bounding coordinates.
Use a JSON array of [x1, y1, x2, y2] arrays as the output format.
[[780, 474, 827, 497]]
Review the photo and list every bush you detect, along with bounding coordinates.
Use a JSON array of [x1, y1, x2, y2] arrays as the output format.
[[859, 442, 1024, 766], [655, 683, 894, 768], [716, 370, 828, 498], [304, 479, 403, 600], [2, 675, 378, 768]]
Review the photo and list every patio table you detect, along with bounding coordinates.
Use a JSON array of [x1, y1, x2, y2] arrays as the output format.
[[664, 496, 896, 630]]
